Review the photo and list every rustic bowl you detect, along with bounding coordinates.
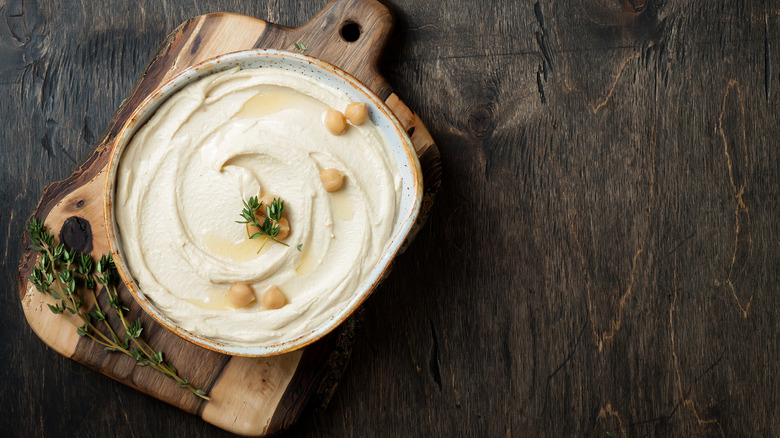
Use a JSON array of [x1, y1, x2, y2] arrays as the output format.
[[104, 49, 423, 357]]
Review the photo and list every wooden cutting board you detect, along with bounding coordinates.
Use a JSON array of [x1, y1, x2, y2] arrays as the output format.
[[16, 0, 441, 435]]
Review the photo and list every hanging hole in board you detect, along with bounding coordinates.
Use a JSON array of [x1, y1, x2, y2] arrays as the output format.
[[340, 21, 361, 42]]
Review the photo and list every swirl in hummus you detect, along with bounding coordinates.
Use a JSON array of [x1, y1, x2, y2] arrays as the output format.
[[115, 67, 401, 346]]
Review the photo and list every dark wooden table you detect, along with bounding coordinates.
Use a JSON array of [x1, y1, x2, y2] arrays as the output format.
[[2, 0, 779, 436]]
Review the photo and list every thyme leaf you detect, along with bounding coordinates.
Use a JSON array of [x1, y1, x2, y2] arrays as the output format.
[[237, 196, 290, 252]]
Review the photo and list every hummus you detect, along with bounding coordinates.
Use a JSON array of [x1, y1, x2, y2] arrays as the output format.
[[115, 67, 401, 346]]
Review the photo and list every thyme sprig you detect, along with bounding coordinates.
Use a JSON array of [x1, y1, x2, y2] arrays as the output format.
[[237, 196, 289, 252], [25, 218, 210, 401]]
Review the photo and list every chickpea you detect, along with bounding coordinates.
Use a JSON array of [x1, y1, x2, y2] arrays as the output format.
[[345, 102, 368, 125], [324, 109, 347, 135], [257, 193, 277, 217], [320, 168, 345, 192], [262, 285, 286, 310], [228, 283, 256, 308], [275, 217, 290, 240]]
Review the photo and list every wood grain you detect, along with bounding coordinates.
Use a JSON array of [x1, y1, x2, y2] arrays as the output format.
[[2, 0, 780, 437]]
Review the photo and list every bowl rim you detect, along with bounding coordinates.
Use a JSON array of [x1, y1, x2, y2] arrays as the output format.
[[103, 48, 423, 357]]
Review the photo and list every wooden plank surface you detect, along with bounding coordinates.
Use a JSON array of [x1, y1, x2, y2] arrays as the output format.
[[2, 0, 779, 437]]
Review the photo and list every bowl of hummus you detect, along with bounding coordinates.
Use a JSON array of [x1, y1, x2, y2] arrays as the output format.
[[104, 49, 423, 356]]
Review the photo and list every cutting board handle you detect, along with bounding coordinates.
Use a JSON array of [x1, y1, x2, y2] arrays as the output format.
[[290, 0, 395, 97]]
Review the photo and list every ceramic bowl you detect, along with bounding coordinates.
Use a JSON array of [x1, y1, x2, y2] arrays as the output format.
[[104, 49, 422, 356]]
